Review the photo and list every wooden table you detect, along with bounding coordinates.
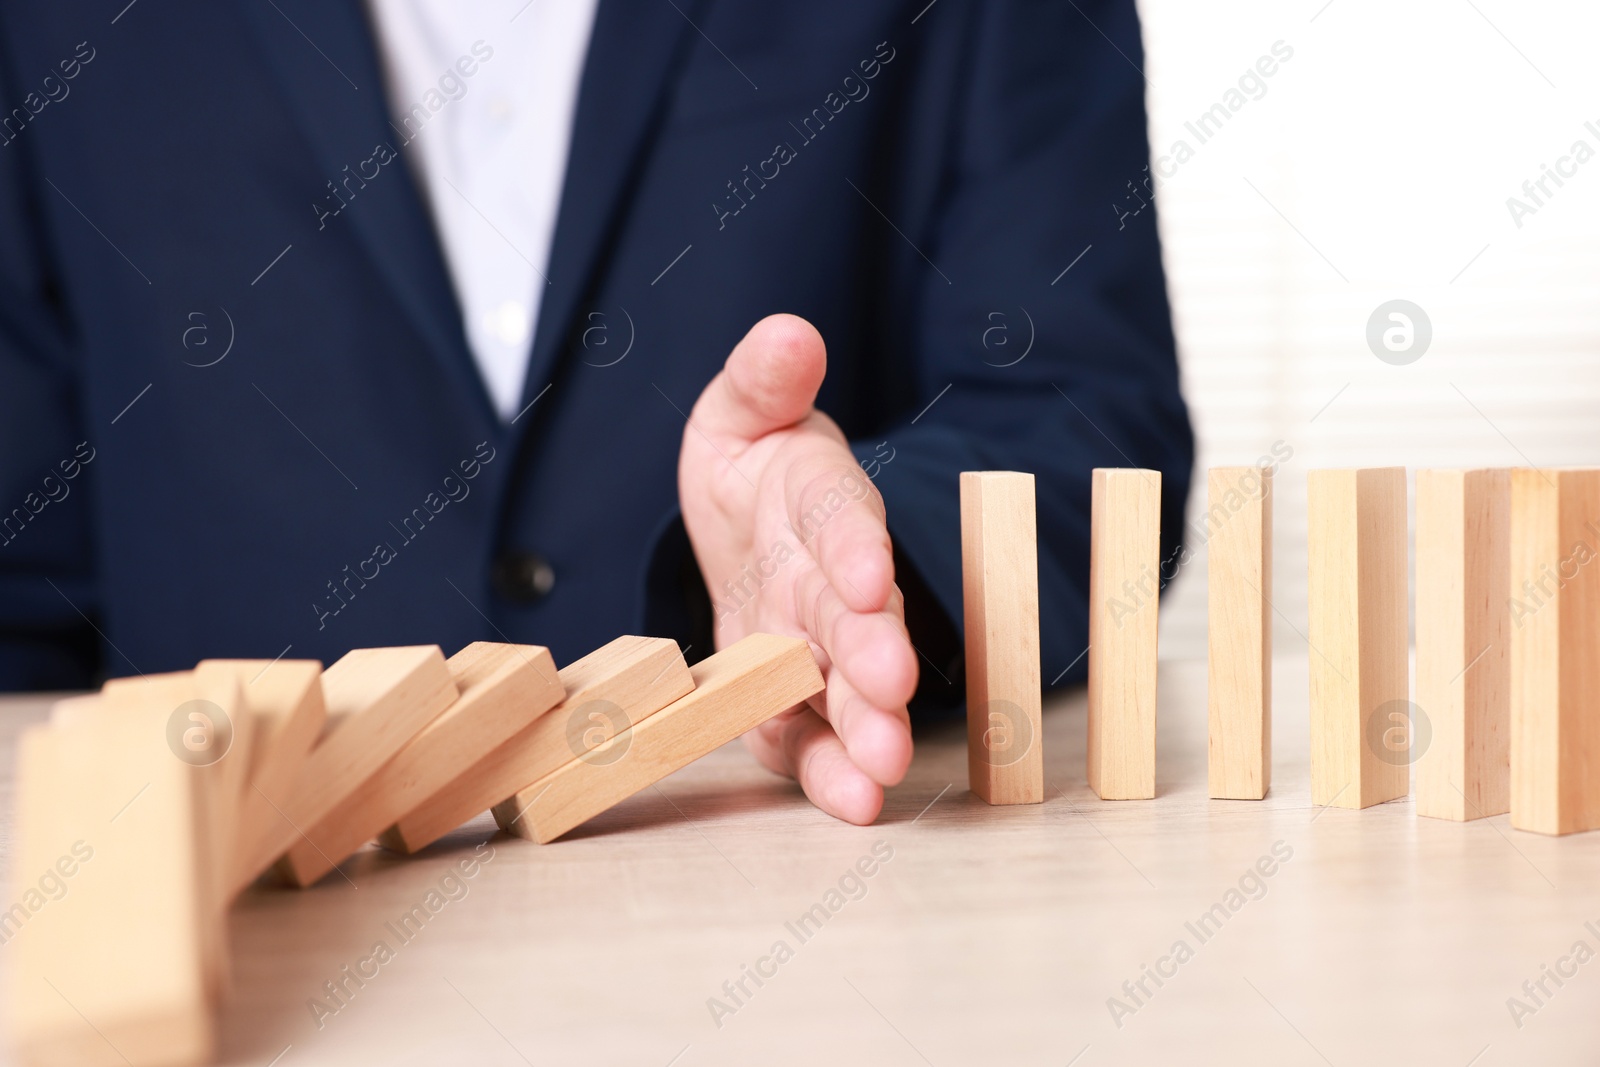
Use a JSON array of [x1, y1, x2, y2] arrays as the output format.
[[3, 656, 1597, 1066]]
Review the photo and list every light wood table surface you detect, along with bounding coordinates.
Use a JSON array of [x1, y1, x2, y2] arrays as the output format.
[[3, 656, 1597, 1067]]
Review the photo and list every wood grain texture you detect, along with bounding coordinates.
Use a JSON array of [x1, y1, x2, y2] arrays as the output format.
[[278, 643, 560, 886], [1206, 466, 1272, 799], [232, 646, 457, 893], [1088, 467, 1161, 800], [1415, 469, 1511, 821], [960, 471, 1043, 805], [382, 636, 693, 854], [1307, 467, 1409, 809], [492, 633, 823, 843], [200, 659, 327, 891], [1510, 468, 1600, 835], [7, 719, 215, 1067]]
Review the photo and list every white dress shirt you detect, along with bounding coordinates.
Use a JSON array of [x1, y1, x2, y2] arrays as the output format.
[[366, 0, 600, 420]]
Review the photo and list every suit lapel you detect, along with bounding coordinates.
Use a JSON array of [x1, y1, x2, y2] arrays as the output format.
[[241, 0, 494, 425], [515, 0, 703, 417]]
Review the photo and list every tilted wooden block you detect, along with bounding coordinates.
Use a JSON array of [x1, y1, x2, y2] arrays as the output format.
[[382, 635, 693, 854], [277, 643, 560, 886], [1088, 467, 1161, 800], [231, 645, 457, 893], [1206, 465, 1273, 800], [960, 471, 1043, 805], [78, 669, 249, 995], [491, 632, 824, 843], [1307, 467, 1409, 809], [98, 666, 256, 833], [99, 665, 256, 789], [203, 659, 328, 892], [1510, 468, 1600, 835], [49, 690, 123, 727], [1415, 469, 1511, 821], [7, 718, 216, 1066]]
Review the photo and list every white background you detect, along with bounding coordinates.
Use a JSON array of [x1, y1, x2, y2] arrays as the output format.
[[1137, 0, 1600, 659]]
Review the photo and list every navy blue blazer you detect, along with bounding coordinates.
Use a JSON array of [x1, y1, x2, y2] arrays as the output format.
[[0, 0, 1191, 695]]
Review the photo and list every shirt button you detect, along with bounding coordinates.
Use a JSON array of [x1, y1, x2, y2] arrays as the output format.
[[487, 96, 513, 121], [492, 552, 555, 602], [484, 300, 531, 347]]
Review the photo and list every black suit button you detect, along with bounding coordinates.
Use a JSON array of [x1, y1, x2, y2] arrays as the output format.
[[492, 552, 555, 602]]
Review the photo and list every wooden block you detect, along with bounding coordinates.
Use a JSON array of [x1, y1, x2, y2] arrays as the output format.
[[47, 693, 112, 726], [7, 719, 215, 1066], [107, 663, 256, 830], [75, 670, 248, 996], [382, 636, 693, 854], [276, 643, 561, 886], [99, 669, 189, 692], [1087, 468, 1161, 800], [960, 471, 1044, 805], [491, 632, 823, 843], [1206, 466, 1273, 800], [1510, 468, 1600, 835], [200, 659, 327, 891], [1416, 469, 1511, 821], [231, 645, 458, 893], [1307, 467, 1409, 809]]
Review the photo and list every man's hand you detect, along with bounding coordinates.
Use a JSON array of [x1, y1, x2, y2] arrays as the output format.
[[679, 314, 919, 825]]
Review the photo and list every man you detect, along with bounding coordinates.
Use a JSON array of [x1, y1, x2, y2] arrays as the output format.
[[0, 0, 1191, 824]]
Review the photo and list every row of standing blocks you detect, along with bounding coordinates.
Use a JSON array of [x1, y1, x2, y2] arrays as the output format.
[[962, 467, 1600, 837]]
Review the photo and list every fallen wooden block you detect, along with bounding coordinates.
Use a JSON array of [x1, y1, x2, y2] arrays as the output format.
[[276, 643, 559, 887], [1206, 465, 1273, 800], [1307, 467, 1409, 809], [7, 717, 216, 1066], [48, 692, 115, 726], [99, 665, 255, 797], [381, 635, 693, 854], [74, 669, 248, 997], [1088, 467, 1161, 800], [203, 659, 328, 892], [231, 645, 457, 894], [960, 471, 1043, 805], [1415, 469, 1511, 821], [492, 632, 824, 844], [1510, 468, 1600, 835], [97, 667, 255, 826]]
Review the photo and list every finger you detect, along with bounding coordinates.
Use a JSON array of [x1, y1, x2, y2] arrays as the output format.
[[743, 708, 803, 778], [690, 314, 826, 444], [818, 666, 913, 787], [784, 444, 893, 612], [793, 564, 919, 712], [781, 707, 884, 825]]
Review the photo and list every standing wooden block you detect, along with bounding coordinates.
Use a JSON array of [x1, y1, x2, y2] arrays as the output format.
[[1510, 468, 1600, 835], [381, 636, 693, 854], [204, 659, 328, 892], [231, 645, 457, 893], [7, 719, 216, 1066], [960, 471, 1043, 805], [1307, 467, 1409, 809], [492, 632, 823, 844], [277, 643, 561, 886], [1415, 469, 1511, 821], [1206, 465, 1273, 800], [1087, 468, 1161, 800]]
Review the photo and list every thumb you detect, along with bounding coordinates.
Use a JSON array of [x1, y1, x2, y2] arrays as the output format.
[[691, 313, 826, 443]]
